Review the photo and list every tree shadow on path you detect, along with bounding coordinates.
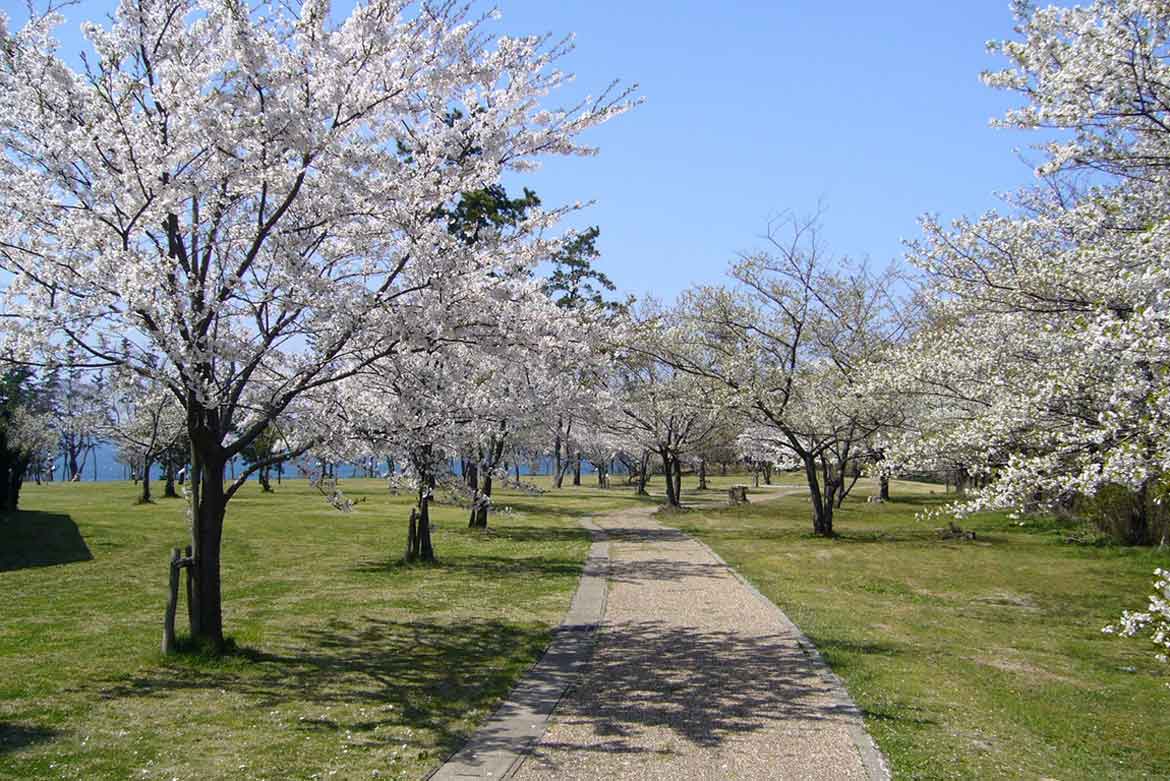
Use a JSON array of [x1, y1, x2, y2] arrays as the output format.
[[481, 619, 896, 759]]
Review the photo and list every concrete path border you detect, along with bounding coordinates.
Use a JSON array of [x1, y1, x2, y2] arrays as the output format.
[[427, 519, 610, 781]]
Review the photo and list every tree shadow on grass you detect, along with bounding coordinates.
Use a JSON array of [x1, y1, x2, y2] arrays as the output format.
[[96, 618, 553, 759], [350, 553, 584, 580], [468, 525, 588, 545], [0, 510, 92, 572], [0, 722, 61, 755], [497, 500, 600, 519], [500, 493, 659, 520]]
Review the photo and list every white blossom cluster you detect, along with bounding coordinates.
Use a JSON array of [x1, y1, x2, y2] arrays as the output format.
[[873, 0, 1170, 519], [1103, 568, 1170, 670]]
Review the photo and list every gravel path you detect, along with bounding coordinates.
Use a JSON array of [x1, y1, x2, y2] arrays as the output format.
[[512, 501, 888, 781]]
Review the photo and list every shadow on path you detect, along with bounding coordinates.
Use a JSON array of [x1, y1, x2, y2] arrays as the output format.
[[606, 558, 727, 585], [473, 619, 876, 757]]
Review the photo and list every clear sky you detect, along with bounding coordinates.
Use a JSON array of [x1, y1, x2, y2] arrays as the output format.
[[491, 0, 1043, 300], [1, 0, 1047, 301]]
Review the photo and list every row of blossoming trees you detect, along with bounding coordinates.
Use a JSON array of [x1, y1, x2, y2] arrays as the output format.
[[4, 0, 1170, 664], [631, 0, 1170, 551], [0, 0, 644, 651]]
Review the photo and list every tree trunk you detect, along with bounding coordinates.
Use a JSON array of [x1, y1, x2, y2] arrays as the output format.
[[698, 459, 708, 490], [1128, 480, 1153, 545], [662, 453, 676, 507], [469, 468, 484, 529], [553, 426, 563, 486], [140, 457, 153, 503], [164, 459, 178, 498], [0, 460, 13, 511], [471, 434, 506, 528], [573, 453, 581, 486], [763, 463, 773, 485], [68, 446, 81, 481], [661, 450, 680, 508], [879, 473, 890, 501], [803, 455, 834, 537], [555, 458, 573, 488], [636, 450, 650, 496], [473, 471, 492, 527], [0, 454, 28, 512], [672, 456, 682, 503], [187, 443, 226, 651]]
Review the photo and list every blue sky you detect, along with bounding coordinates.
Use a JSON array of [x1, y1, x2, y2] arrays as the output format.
[[492, 0, 1043, 299], [2, 0, 1046, 300]]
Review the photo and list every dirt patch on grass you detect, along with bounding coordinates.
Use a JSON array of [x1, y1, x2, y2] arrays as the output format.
[[971, 591, 1038, 609], [973, 653, 1077, 685]]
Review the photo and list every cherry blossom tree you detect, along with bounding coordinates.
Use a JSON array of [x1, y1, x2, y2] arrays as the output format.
[[0, 0, 635, 649], [48, 369, 107, 482], [106, 374, 185, 503], [0, 369, 55, 510], [612, 306, 723, 508], [873, 0, 1170, 543], [664, 215, 904, 534]]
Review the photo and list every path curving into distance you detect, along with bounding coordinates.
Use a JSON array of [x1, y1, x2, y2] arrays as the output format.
[[431, 495, 888, 781]]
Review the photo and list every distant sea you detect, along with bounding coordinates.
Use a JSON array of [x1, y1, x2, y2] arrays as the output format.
[[45, 444, 585, 483]]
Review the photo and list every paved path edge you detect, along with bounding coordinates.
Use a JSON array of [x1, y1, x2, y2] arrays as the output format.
[[426, 518, 610, 781], [684, 528, 892, 781]]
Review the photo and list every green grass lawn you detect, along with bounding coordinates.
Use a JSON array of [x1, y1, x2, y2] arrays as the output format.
[[0, 476, 649, 780], [677, 478, 1170, 780]]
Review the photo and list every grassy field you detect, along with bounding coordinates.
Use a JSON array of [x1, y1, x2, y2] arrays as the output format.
[[677, 478, 1170, 780], [0, 476, 649, 780]]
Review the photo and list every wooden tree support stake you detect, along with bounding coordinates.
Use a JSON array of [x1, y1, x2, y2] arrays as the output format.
[[405, 508, 418, 562], [163, 546, 195, 655]]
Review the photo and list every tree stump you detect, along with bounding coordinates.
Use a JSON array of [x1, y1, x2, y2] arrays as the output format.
[[728, 485, 749, 505]]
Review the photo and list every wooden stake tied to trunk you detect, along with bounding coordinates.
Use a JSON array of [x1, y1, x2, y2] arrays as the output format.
[[163, 546, 195, 654], [405, 508, 418, 562]]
